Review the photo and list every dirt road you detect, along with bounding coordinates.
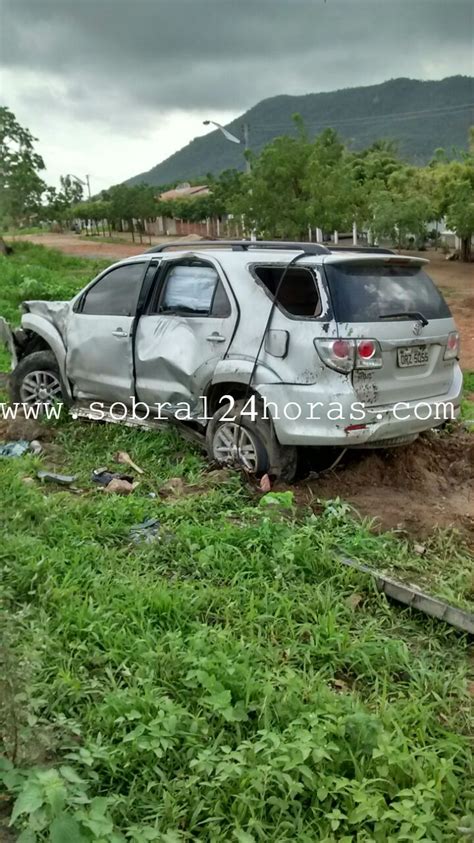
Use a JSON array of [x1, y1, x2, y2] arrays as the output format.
[[8, 233, 474, 369]]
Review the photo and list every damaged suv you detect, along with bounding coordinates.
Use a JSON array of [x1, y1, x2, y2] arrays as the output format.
[[1, 240, 462, 479]]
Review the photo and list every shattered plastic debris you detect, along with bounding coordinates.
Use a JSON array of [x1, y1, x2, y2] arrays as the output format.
[[259, 474, 272, 493], [37, 470, 78, 485], [129, 517, 160, 544], [0, 440, 30, 457], [104, 478, 137, 495], [115, 451, 144, 474], [0, 439, 44, 457], [91, 467, 138, 495], [92, 468, 134, 486]]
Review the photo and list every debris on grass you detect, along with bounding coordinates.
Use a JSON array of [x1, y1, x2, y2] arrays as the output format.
[[0, 440, 30, 457], [91, 467, 138, 494], [92, 468, 134, 486], [103, 477, 137, 495], [114, 450, 144, 474], [129, 517, 160, 544], [341, 557, 474, 634], [259, 473, 272, 493], [37, 470, 78, 485]]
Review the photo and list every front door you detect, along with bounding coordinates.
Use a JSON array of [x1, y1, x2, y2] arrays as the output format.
[[66, 261, 147, 404], [135, 257, 237, 414]]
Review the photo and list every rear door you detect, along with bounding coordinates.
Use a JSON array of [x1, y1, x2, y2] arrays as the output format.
[[324, 258, 457, 405], [134, 256, 238, 411]]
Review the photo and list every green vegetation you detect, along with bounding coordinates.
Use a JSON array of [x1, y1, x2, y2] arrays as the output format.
[[0, 242, 108, 325], [125, 76, 474, 185], [1, 412, 473, 841], [461, 371, 474, 430], [0, 245, 473, 841], [3, 96, 474, 259], [0, 107, 47, 230]]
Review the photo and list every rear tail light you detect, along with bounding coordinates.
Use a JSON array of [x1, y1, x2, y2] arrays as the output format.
[[314, 338, 382, 373], [314, 338, 355, 373], [444, 331, 460, 360]]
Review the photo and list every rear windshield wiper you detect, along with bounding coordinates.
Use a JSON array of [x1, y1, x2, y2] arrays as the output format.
[[379, 310, 429, 326]]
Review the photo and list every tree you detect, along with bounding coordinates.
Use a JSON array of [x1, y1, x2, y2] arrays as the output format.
[[306, 128, 362, 234], [58, 175, 84, 207], [0, 107, 47, 231], [232, 117, 312, 239], [444, 169, 474, 261], [366, 164, 435, 248], [425, 145, 474, 261]]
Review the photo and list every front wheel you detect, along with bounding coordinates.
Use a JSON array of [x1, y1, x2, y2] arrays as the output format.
[[206, 398, 297, 481], [10, 351, 64, 410]]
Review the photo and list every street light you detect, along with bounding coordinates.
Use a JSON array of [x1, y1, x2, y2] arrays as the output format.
[[65, 173, 91, 199], [203, 120, 251, 174], [203, 119, 255, 241]]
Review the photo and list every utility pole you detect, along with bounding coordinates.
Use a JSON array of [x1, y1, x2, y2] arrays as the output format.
[[242, 123, 251, 174], [85, 175, 91, 199]]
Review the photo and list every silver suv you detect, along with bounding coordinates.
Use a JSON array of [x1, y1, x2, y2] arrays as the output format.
[[2, 241, 462, 479]]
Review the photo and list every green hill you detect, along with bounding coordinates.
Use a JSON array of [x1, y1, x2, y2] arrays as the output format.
[[125, 76, 473, 186]]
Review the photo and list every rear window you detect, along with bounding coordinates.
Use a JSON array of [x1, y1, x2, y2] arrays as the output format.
[[325, 262, 451, 322], [253, 265, 321, 317]]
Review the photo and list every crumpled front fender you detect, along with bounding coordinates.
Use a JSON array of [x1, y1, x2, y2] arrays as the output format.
[[20, 314, 72, 400], [0, 316, 17, 369]]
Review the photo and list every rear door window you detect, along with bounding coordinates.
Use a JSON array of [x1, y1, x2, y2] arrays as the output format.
[[155, 262, 231, 317], [325, 262, 451, 322], [253, 265, 321, 317]]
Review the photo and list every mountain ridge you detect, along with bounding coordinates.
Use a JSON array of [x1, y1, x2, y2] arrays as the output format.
[[125, 76, 473, 186]]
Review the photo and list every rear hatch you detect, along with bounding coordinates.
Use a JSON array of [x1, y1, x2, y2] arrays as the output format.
[[324, 257, 457, 405]]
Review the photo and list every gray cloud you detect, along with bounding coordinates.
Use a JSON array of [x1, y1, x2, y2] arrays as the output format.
[[1, 0, 473, 120], [0, 0, 472, 188]]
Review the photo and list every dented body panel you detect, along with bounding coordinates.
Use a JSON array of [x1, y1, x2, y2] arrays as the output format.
[[2, 246, 463, 450]]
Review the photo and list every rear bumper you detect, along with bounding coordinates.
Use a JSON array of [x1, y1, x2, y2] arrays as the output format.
[[258, 364, 463, 447]]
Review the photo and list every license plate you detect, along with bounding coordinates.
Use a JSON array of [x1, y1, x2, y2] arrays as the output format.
[[397, 345, 429, 368]]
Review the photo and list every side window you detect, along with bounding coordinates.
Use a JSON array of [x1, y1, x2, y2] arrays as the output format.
[[81, 263, 145, 316], [156, 262, 230, 317], [253, 265, 321, 317]]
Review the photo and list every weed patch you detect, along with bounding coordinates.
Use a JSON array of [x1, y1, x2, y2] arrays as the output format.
[[0, 244, 473, 841]]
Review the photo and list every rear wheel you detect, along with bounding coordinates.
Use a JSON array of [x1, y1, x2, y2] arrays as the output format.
[[10, 351, 64, 409], [206, 398, 297, 481]]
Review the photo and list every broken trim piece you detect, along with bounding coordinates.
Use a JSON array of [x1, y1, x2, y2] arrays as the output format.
[[341, 557, 474, 634], [69, 404, 206, 446]]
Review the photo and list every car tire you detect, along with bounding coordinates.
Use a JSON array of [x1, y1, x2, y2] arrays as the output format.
[[206, 397, 298, 482], [10, 350, 65, 409]]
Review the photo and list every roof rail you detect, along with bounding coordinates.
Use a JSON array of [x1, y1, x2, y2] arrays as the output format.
[[145, 239, 330, 255], [329, 246, 396, 255]]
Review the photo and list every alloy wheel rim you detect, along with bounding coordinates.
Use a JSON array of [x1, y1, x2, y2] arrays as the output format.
[[19, 370, 62, 405], [213, 422, 260, 472]]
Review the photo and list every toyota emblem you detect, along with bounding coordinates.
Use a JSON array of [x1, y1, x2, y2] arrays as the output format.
[[412, 321, 423, 336]]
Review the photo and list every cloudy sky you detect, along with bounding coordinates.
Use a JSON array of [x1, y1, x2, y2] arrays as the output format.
[[1, 0, 472, 191]]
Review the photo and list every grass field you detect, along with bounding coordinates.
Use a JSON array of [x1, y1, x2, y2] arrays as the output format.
[[0, 244, 473, 841]]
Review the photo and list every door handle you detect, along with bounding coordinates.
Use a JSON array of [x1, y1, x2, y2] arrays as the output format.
[[112, 328, 128, 338], [206, 333, 226, 343]]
